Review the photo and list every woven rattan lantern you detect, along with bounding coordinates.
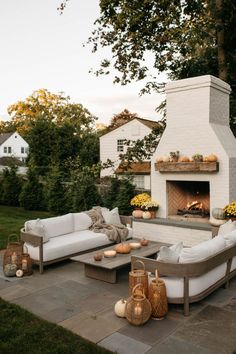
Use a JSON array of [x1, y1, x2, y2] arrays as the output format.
[[125, 284, 152, 326], [148, 270, 168, 319], [21, 245, 33, 276], [3, 234, 23, 275], [129, 260, 148, 297]]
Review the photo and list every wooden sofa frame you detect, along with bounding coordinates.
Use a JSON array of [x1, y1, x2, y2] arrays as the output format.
[[131, 243, 236, 316], [21, 215, 132, 274]]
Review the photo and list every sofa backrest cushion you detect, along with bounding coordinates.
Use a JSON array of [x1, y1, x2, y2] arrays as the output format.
[[25, 219, 49, 243], [73, 212, 92, 232], [179, 235, 226, 263], [222, 229, 236, 246], [40, 213, 74, 239], [157, 242, 183, 263], [102, 207, 121, 225], [218, 219, 236, 236]]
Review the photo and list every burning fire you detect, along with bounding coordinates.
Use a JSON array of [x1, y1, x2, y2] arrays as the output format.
[[186, 200, 203, 210]]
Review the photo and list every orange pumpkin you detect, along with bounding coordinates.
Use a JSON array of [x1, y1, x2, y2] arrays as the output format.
[[115, 243, 131, 254]]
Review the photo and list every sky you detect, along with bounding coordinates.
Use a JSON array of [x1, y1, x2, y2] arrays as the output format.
[[0, 0, 166, 125]]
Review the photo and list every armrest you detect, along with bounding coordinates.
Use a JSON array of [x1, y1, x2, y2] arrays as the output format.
[[120, 215, 133, 227], [20, 228, 43, 247]]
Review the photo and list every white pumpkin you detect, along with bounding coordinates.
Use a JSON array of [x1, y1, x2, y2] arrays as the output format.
[[16, 269, 24, 278], [212, 208, 225, 220], [114, 299, 127, 318], [162, 155, 170, 162], [142, 211, 151, 219]]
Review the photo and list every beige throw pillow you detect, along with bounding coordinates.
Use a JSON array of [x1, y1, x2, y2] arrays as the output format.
[[157, 242, 183, 263], [102, 207, 121, 225], [25, 219, 49, 243]]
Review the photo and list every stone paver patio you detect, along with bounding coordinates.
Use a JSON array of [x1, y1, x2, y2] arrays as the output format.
[[0, 255, 236, 354]]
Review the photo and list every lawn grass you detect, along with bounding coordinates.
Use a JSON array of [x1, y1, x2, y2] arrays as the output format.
[[0, 206, 53, 250], [0, 297, 113, 354]]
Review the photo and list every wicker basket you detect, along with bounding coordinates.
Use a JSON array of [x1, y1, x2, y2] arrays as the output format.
[[148, 270, 168, 319], [129, 260, 148, 297], [3, 234, 23, 271], [125, 284, 152, 326]]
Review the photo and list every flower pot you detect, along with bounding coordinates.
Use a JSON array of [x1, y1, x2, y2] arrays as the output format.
[[149, 210, 156, 218]]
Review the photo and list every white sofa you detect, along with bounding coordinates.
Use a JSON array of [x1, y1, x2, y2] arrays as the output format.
[[132, 220, 236, 315], [21, 211, 133, 274]]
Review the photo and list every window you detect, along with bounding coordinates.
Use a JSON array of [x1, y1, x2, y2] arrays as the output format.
[[117, 139, 125, 152], [133, 175, 145, 189], [8, 147, 12, 153], [21, 147, 24, 153], [4, 147, 7, 153]]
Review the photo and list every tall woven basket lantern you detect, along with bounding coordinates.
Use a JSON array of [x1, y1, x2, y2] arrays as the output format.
[[3, 234, 23, 269], [129, 260, 149, 297], [125, 283, 152, 326], [21, 244, 33, 276], [148, 270, 168, 319]]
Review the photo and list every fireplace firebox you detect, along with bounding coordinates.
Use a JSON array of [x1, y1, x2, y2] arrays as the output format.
[[167, 181, 210, 218]]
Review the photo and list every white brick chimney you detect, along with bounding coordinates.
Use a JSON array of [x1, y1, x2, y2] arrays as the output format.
[[151, 75, 236, 218]]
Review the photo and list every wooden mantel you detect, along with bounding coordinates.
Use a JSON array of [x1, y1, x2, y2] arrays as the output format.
[[155, 161, 219, 173]]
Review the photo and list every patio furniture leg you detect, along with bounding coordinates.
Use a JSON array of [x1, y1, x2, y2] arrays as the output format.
[[184, 276, 190, 316]]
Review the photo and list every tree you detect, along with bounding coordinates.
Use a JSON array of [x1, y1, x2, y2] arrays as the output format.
[[45, 165, 70, 215], [105, 109, 139, 133], [19, 168, 45, 211], [1, 166, 22, 206], [88, 0, 236, 130]]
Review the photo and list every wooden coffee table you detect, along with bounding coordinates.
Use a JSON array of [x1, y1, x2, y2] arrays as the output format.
[[75, 239, 167, 283]]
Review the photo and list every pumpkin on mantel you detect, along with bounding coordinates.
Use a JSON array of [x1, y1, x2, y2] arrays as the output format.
[[115, 243, 131, 254]]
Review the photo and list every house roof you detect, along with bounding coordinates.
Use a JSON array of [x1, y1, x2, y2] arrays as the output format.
[[101, 117, 160, 136], [0, 132, 14, 146], [116, 161, 151, 175]]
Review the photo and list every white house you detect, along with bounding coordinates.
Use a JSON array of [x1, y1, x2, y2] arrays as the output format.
[[0, 132, 29, 163], [100, 118, 159, 189]]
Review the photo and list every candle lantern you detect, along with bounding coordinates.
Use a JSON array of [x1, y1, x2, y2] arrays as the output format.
[[125, 284, 152, 326], [148, 270, 168, 319], [21, 245, 33, 276], [129, 260, 149, 297], [3, 234, 23, 276]]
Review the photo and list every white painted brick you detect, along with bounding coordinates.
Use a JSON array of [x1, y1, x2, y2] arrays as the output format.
[[133, 221, 212, 247], [151, 75, 236, 217]]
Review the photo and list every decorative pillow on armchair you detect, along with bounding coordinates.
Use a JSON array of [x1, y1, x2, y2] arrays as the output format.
[[157, 242, 183, 263], [218, 219, 236, 236]]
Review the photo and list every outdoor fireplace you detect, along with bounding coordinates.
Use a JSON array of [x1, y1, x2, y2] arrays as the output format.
[[151, 75, 236, 220], [167, 181, 210, 218]]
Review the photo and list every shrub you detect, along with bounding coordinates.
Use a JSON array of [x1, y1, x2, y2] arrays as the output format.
[[19, 168, 45, 210], [1, 165, 22, 206]]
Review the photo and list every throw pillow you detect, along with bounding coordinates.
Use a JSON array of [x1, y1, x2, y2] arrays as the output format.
[[25, 219, 49, 243], [222, 229, 236, 246], [218, 219, 236, 236], [102, 207, 121, 225], [157, 242, 183, 263]]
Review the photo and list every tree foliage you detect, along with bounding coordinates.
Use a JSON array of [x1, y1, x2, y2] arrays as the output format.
[[0, 166, 22, 206], [19, 168, 45, 211], [88, 0, 236, 129]]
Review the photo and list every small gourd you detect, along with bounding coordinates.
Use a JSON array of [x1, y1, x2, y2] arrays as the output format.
[[114, 299, 127, 317], [16, 269, 24, 278], [207, 154, 218, 162], [179, 156, 190, 162], [142, 211, 151, 219], [132, 209, 143, 218], [115, 243, 131, 254], [162, 155, 170, 162], [212, 208, 225, 220]]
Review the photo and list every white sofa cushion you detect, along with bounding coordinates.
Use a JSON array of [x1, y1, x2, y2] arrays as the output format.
[[222, 229, 236, 247], [25, 230, 113, 262], [218, 219, 236, 236], [40, 213, 74, 239], [102, 207, 121, 225], [150, 263, 227, 298], [157, 242, 183, 263], [73, 212, 92, 232], [179, 236, 226, 263], [25, 219, 49, 243], [231, 256, 236, 271]]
